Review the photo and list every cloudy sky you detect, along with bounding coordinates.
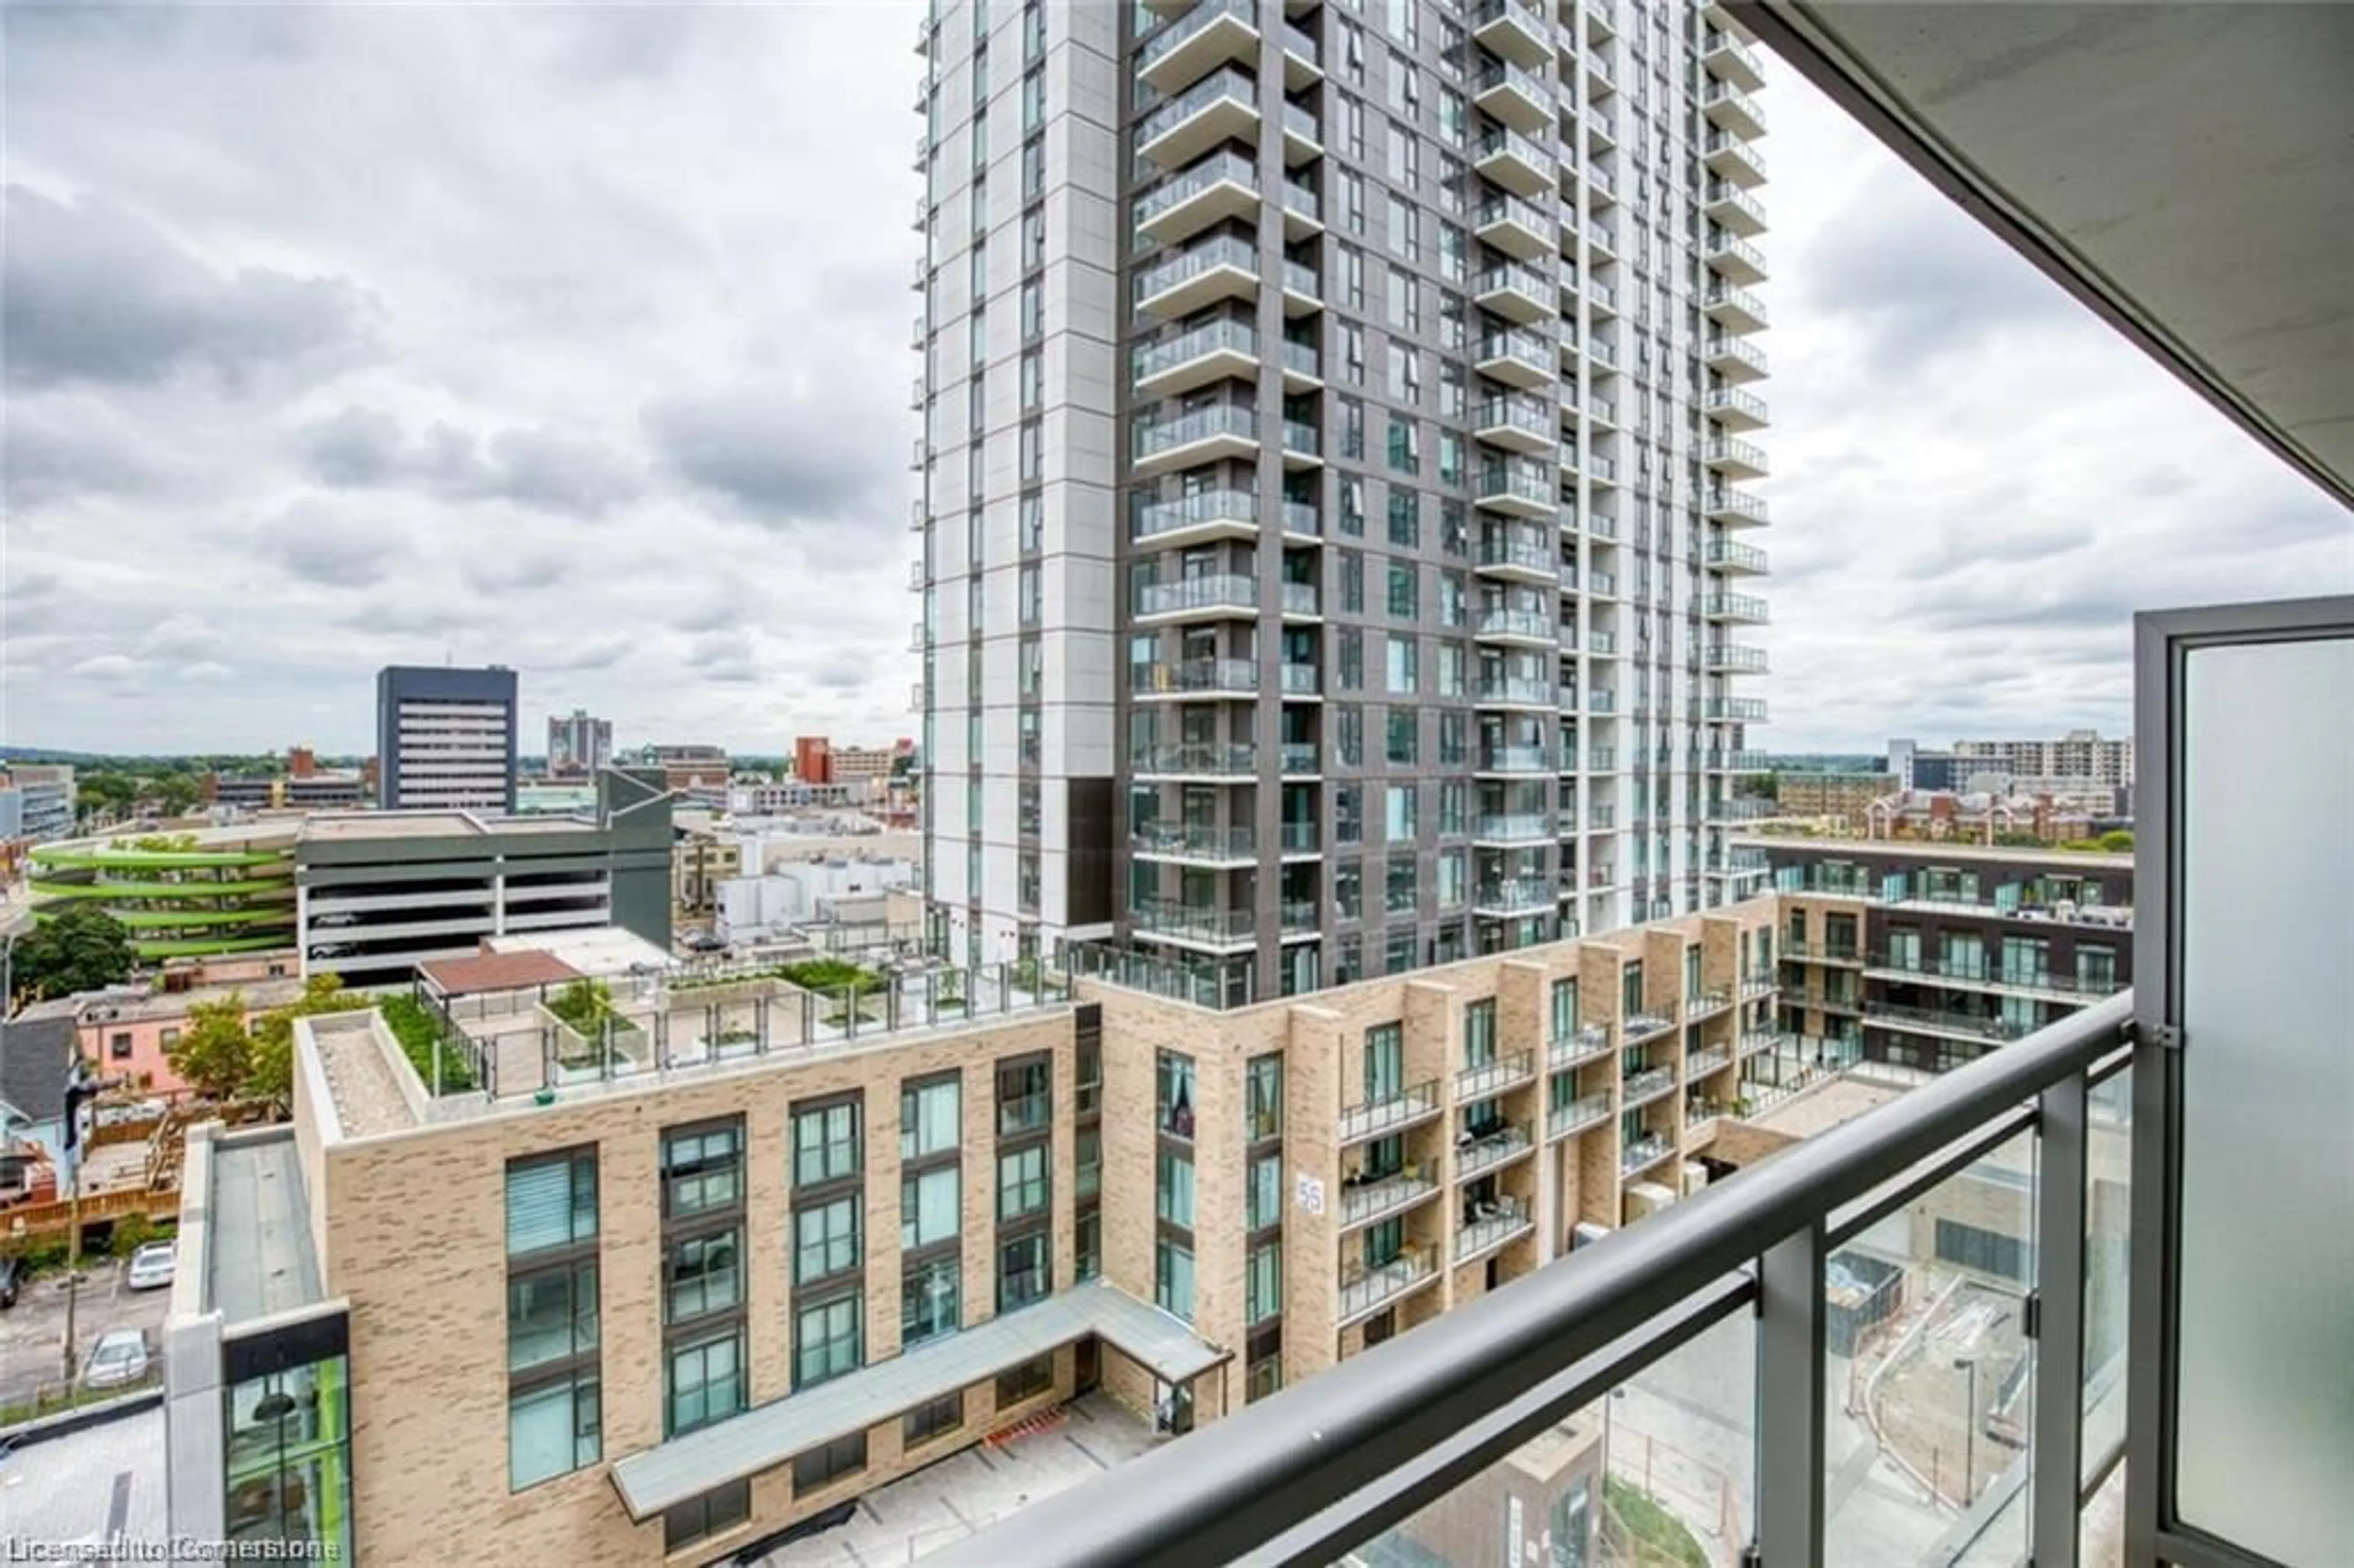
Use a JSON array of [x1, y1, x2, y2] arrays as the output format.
[[3, 4, 2346, 759]]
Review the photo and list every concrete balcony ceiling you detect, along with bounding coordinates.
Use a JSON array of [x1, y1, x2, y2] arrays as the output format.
[[1737, 0, 2354, 508]]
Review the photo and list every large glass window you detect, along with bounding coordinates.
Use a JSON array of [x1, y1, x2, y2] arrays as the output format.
[[1365, 1022, 1405, 1101], [997, 1144, 1048, 1220], [1247, 1054, 1283, 1141], [997, 1230, 1049, 1312], [227, 1358, 354, 1556], [661, 1123, 742, 1218], [665, 1328, 744, 1437], [1156, 1148, 1197, 1228], [996, 1057, 1051, 1135], [506, 1151, 596, 1256], [1156, 1238, 1196, 1321], [902, 1257, 961, 1347], [1248, 1153, 1282, 1231], [794, 1293, 864, 1389], [901, 1076, 962, 1159], [666, 1228, 743, 1322], [793, 1101, 860, 1187], [901, 1166, 961, 1250], [1464, 998, 1497, 1067], [793, 1200, 859, 1287], [1157, 1050, 1197, 1139], [1247, 1242, 1282, 1325]]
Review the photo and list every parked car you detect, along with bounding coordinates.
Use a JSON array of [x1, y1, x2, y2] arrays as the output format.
[[126, 1240, 176, 1292], [82, 1328, 150, 1389], [0, 1255, 21, 1310]]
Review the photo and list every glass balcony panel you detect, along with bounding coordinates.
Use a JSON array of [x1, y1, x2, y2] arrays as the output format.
[[2083, 1067, 2131, 1486], [1331, 1307, 1755, 1568], [1824, 1126, 2037, 1566]]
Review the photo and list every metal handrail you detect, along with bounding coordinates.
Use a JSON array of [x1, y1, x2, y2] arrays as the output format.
[[931, 993, 2135, 1568]]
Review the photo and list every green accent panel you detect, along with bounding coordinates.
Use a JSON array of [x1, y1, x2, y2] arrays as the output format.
[[131, 935, 296, 959], [31, 849, 293, 870], [107, 907, 295, 929], [29, 876, 294, 898]]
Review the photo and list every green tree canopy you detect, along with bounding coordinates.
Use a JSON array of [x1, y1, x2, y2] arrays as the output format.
[[2097, 829, 2135, 853], [246, 974, 373, 1107], [167, 993, 255, 1102], [9, 906, 135, 1003]]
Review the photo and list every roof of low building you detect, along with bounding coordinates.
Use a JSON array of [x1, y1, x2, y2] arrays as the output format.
[[418, 950, 584, 997], [0, 1016, 75, 1123]]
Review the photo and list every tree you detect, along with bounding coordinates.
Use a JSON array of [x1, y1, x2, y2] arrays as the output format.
[[2097, 829, 2135, 853], [74, 774, 137, 824], [10, 906, 135, 1002], [245, 974, 373, 1107], [153, 774, 204, 817], [167, 993, 255, 1103]]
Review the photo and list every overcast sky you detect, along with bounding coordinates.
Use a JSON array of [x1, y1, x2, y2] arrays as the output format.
[[4, 4, 2346, 759]]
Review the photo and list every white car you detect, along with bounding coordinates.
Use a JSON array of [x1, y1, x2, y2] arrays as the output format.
[[126, 1241, 176, 1292], [82, 1328, 150, 1389]]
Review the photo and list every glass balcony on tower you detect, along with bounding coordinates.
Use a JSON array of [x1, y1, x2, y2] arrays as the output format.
[[1134, 150, 1260, 246], [1472, 58, 1552, 135], [1474, 194, 1552, 262], [1133, 232, 1259, 319], [1136, 0, 1260, 96], [1704, 386, 1770, 430], [1703, 281, 1770, 333], [1469, 0, 1552, 70], [1472, 128, 1554, 200], [1704, 127, 1767, 188], [1135, 67, 1259, 170], [1472, 262, 1553, 324], [1132, 316, 1259, 400]]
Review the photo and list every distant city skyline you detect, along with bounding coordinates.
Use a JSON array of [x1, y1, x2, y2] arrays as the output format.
[[4, 7, 2343, 759]]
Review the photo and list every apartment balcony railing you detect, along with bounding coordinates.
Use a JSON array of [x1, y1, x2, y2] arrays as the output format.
[[1618, 1131, 1675, 1176], [1545, 1090, 1612, 1140], [1134, 572, 1258, 618], [1705, 641, 1770, 673], [1548, 1024, 1613, 1070], [1133, 317, 1257, 389], [1865, 1000, 2035, 1044], [1702, 435, 1771, 478], [1280, 338, 1322, 382], [1130, 658, 1259, 696], [1336, 1243, 1437, 1323], [1473, 607, 1553, 642], [1473, 813, 1553, 843], [1457, 1051, 1536, 1103], [1705, 538, 1770, 574], [1130, 486, 1257, 544], [1279, 661, 1321, 695], [1279, 899, 1320, 935], [1471, 393, 1554, 445], [1133, 148, 1259, 231], [1130, 823, 1256, 862], [1278, 741, 1319, 774], [1475, 676, 1554, 707], [1279, 20, 1321, 71], [1796, 989, 1865, 1015], [1686, 1043, 1734, 1078], [1281, 101, 1322, 153], [1281, 420, 1322, 459], [1472, 881, 1554, 916], [1282, 259, 1322, 302], [1339, 1078, 1442, 1145], [1586, 805, 1616, 829], [1621, 1065, 1676, 1108], [1454, 1121, 1534, 1180], [1739, 971, 1777, 1000], [1129, 901, 1255, 946], [1276, 818, 1320, 854], [1136, 0, 1258, 81], [1338, 1171, 1439, 1231], [1702, 82, 1768, 140], [1864, 954, 2131, 999], [1279, 580, 1321, 617], [1280, 178, 1322, 227], [1737, 1027, 1786, 1057], [1704, 126, 1768, 185], [1135, 66, 1256, 155], [1703, 696, 1771, 723], [1474, 535, 1555, 576], [1623, 1003, 1678, 1041], [1133, 402, 1257, 462], [1702, 591, 1771, 625], [1454, 1195, 1534, 1262], [1475, 743, 1550, 774], [1279, 498, 1321, 537], [1687, 987, 1735, 1019], [1783, 939, 1864, 964], [1471, 59, 1552, 127], [1133, 233, 1259, 309], [1130, 742, 1257, 777], [947, 993, 2137, 1568]]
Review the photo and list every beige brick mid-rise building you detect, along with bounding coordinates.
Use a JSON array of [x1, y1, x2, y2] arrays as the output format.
[[166, 897, 1783, 1563]]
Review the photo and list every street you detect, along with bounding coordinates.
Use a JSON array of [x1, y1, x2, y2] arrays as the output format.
[[0, 1255, 172, 1412]]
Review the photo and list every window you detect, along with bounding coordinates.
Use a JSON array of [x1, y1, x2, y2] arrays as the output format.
[[1385, 265, 1420, 332], [901, 1166, 961, 1250], [1386, 558, 1418, 618], [902, 1076, 962, 1159], [1247, 1241, 1282, 1325], [1384, 782, 1418, 839], [793, 1100, 860, 1187], [1465, 998, 1497, 1067], [1157, 1050, 1197, 1139], [110, 1033, 131, 1060], [1550, 978, 1580, 1042], [506, 1149, 600, 1491], [1385, 414, 1420, 474], [997, 1144, 1048, 1220], [996, 1353, 1054, 1406], [661, 1122, 742, 1218], [1156, 1236, 1196, 1321], [1385, 633, 1419, 694], [1365, 1022, 1405, 1102], [1156, 1148, 1196, 1228], [1076, 1124, 1102, 1198], [665, 1328, 744, 1437], [794, 1292, 863, 1389], [1247, 1054, 1283, 1141], [1385, 707, 1419, 766], [1385, 853, 1418, 914], [1935, 1217, 2030, 1282], [667, 1228, 744, 1321], [1336, 857, 1364, 919], [904, 1392, 962, 1448], [791, 1432, 868, 1494], [1248, 1357, 1283, 1403], [1248, 1153, 1282, 1231], [794, 1198, 859, 1286], [997, 1231, 1049, 1312], [1076, 1209, 1102, 1280], [662, 1479, 750, 1552], [902, 1255, 961, 1346], [997, 1056, 1050, 1135]]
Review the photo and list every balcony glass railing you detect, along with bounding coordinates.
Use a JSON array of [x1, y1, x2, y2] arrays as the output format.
[[1472, 58, 1549, 105], [1281, 179, 1321, 223], [1472, 396, 1553, 441], [1474, 193, 1548, 235], [1865, 1000, 2035, 1043], [1133, 148, 1259, 227], [1131, 486, 1256, 541], [1473, 812, 1552, 840], [1135, 573, 1257, 617], [1339, 1171, 1437, 1229], [1548, 1023, 1612, 1067], [1278, 740, 1319, 773], [1279, 499, 1320, 536], [1474, 607, 1553, 641], [1618, 1131, 1674, 1175], [1279, 580, 1320, 617], [1454, 1121, 1533, 1178], [1132, 823, 1256, 859], [1282, 259, 1321, 299], [1133, 402, 1257, 459], [1337, 1242, 1436, 1320], [1133, 318, 1257, 383], [1282, 101, 1321, 147], [1137, 0, 1257, 75], [1621, 1064, 1675, 1105], [1475, 534, 1554, 573], [1476, 744, 1549, 772], [1129, 901, 1255, 943], [1546, 1090, 1612, 1138], [1130, 742, 1257, 775], [1473, 128, 1553, 175], [1457, 1051, 1534, 1102], [1340, 1078, 1441, 1144], [1476, 676, 1553, 706], [1133, 233, 1259, 303], [1475, 328, 1552, 368], [1280, 338, 1321, 379], [1454, 1195, 1533, 1260], [1135, 66, 1255, 148], [1472, 881, 1553, 914], [1130, 657, 1259, 695], [1281, 419, 1321, 455]]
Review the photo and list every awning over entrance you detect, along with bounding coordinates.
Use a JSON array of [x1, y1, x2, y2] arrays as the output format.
[[609, 1281, 1230, 1520]]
